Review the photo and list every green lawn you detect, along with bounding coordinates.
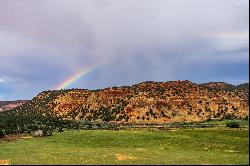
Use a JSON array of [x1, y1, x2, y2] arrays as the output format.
[[205, 119, 249, 126], [0, 127, 249, 165]]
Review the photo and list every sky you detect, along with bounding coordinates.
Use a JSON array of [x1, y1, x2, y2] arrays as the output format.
[[0, 0, 249, 100]]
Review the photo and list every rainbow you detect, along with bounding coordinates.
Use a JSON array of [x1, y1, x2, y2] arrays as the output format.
[[54, 64, 97, 90]]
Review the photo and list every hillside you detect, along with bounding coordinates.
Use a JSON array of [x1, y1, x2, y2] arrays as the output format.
[[201, 82, 249, 92], [0, 100, 29, 112], [6, 80, 249, 123]]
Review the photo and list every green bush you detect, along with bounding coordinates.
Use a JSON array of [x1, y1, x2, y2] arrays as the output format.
[[205, 118, 212, 122], [226, 121, 240, 128], [0, 129, 4, 138]]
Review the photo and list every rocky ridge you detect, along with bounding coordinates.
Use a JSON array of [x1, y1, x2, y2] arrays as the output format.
[[0, 100, 28, 112], [12, 80, 249, 124]]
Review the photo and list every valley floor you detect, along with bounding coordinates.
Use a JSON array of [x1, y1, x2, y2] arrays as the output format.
[[0, 125, 249, 165]]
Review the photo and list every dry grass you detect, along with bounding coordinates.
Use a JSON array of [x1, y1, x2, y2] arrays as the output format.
[[115, 153, 137, 161], [0, 160, 10, 165]]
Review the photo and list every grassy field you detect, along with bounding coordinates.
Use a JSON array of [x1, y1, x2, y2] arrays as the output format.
[[0, 124, 249, 165], [204, 119, 249, 126]]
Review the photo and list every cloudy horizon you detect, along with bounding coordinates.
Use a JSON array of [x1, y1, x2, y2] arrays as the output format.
[[0, 0, 249, 100]]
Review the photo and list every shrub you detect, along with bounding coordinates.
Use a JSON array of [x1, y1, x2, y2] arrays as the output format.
[[225, 114, 234, 120], [57, 127, 64, 132], [43, 128, 53, 136], [226, 121, 240, 128], [0, 129, 4, 138], [206, 118, 212, 122]]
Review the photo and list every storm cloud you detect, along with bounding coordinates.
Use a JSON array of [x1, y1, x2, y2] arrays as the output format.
[[0, 0, 249, 100]]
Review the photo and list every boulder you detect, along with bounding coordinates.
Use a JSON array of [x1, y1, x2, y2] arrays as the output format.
[[33, 130, 43, 137]]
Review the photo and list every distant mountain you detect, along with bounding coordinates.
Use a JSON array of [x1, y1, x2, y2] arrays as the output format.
[[2, 80, 248, 124], [0, 100, 29, 112], [201, 82, 249, 92], [0, 80, 249, 136], [235, 83, 249, 91], [201, 82, 235, 91]]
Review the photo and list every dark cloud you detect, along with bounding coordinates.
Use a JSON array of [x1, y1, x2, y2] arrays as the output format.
[[0, 0, 249, 100]]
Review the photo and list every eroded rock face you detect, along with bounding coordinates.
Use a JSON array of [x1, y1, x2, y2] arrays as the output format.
[[0, 100, 29, 112], [13, 81, 249, 123]]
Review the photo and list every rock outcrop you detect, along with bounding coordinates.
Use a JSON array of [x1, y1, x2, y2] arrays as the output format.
[[12, 80, 249, 124]]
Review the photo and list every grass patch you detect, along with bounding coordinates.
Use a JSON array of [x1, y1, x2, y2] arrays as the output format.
[[0, 127, 248, 165]]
